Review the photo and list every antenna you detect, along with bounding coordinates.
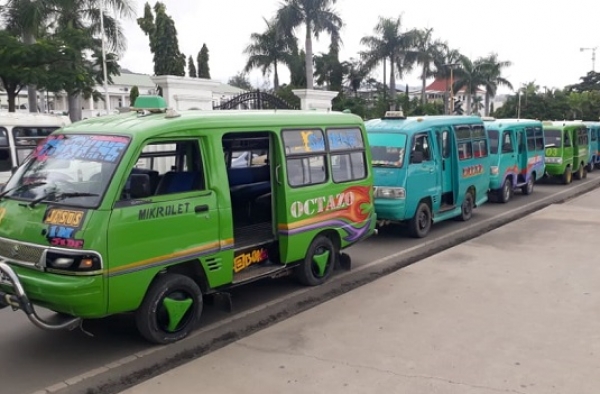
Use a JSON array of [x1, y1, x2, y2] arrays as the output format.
[[580, 47, 598, 71]]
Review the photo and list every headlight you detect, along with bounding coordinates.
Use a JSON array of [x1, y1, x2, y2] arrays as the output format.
[[45, 251, 102, 273], [490, 166, 499, 175], [374, 186, 406, 199], [545, 157, 562, 164]]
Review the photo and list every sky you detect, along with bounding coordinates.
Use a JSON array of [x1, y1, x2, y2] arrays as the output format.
[[116, 0, 598, 95]]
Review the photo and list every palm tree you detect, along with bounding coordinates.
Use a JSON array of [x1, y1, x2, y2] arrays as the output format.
[[52, 0, 133, 120], [344, 58, 367, 97], [244, 17, 295, 90], [432, 43, 461, 114], [3, 0, 53, 112], [360, 15, 416, 102], [452, 55, 487, 115], [479, 53, 513, 116], [412, 28, 444, 106], [275, 0, 343, 90]]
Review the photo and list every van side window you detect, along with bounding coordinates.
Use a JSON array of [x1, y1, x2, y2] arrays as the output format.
[[526, 127, 536, 150], [327, 127, 367, 183], [0, 128, 10, 171], [121, 140, 205, 200], [441, 129, 451, 158], [590, 128, 598, 141], [501, 131, 514, 153], [564, 131, 571, 147], [282, 129, 327, 187], [412, 134, 431, 162]]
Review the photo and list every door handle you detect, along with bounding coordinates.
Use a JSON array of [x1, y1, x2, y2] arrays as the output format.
[[194, 205, 209, 213]]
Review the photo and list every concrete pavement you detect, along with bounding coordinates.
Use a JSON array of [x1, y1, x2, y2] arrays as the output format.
[[120, 188, 600, 394]]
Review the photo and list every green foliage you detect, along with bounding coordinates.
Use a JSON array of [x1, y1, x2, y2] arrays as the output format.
[[228, 72, 253, 91], [129, 85, 139, 106], [197, 44, 211, 79], [187, 56, 197, 78], [566, 71, 600, 93], [138, 2, 186, 76], [272, 84, 301, 108]]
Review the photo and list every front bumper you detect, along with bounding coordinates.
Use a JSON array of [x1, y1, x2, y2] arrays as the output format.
[[0, 261, 82, 331], [374, 198, 406, 222]]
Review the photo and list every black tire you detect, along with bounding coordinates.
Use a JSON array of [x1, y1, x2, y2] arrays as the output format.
[[582, 163, 588, 179], [521, 176, 534, 195], [296, 235, 337, 286], [408, 202, 432, 238], [574, 164, 584, 180], [135, 273, 203, 345], [499, 178, 512, 203], [562, 167, 572, 184], [587, 162, 594, 173], [457, 192, 474, 222]]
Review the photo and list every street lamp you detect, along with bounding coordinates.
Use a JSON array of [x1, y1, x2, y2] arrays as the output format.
[[99, 0, 110, 114], [443, 62, 460, 114], [580, 47, 598, 71]]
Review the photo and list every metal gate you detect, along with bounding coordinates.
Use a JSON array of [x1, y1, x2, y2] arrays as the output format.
[[213, 89, 297, 110]]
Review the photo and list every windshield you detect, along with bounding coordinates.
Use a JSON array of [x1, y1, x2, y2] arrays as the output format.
[[367, 133, 407, 167], [544, 129, 562, 147], [2, 134, 131, 208], [487, 130, 499, 154]]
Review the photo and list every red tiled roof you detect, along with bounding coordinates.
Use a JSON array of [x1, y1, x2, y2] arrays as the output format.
[[425, 78, 485, 94]]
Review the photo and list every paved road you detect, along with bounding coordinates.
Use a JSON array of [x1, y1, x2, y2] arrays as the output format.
[[1, 174, 599, 394]]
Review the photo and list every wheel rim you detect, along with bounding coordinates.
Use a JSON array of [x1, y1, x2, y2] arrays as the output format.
[[463, 197, 472, 217], [567, 171, 572, 183], [527, 179, 533, 193], [312, 245, 332, 277], [503, 182, 510, 201], [418, 210, 429, 231], [157, 290, 196, 333]]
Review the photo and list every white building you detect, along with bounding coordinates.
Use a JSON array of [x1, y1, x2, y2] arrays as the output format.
[[0, 71, 247, 118]]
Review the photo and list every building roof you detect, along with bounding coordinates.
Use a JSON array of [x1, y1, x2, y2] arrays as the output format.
[[425, 78, 486, 94]]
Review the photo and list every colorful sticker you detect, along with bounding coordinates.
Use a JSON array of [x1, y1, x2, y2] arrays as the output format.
[[43, 207, 87, 249], [34, 134, 130, 163], [462, 164, 484, 178], [44, 208, 86, 228], [233, 247, 268, 273]]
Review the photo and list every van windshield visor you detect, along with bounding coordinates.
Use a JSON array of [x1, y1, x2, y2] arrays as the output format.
[[2, 134, 131, 208], [544, 129, 562, 148], [368, 133, 406, 167]]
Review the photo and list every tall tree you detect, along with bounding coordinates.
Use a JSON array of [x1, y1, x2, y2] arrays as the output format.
[[452, 55, 487, 115], [129, 85, 139, 106], [138, 2, 186, 77], [187, 55, 197, 78], [479, 53, 513, 116], [432, 43, 462, 114], [412, 28, 444, 106], [344, 58, 367, 97], [275, 0, 343, 90], [3, 0, 52, 113], [360, 15, 416, 101], [197, 44, 211, 78], [244, 17, 295, 90]]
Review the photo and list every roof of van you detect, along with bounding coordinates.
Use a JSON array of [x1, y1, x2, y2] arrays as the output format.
[[60, 110, 364, 138], [0, 112, 71, 126], [364, 115, 483, 133], [482, 118, 542, 128]]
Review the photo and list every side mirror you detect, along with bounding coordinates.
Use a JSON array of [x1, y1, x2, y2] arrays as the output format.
[[127, 174, 151, 198], [411, 150, 424, 164]]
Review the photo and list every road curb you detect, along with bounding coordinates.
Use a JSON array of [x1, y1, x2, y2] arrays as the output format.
[[35, 177, 600, 394]]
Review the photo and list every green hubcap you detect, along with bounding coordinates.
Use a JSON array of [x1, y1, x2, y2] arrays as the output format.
[[313, 250, 330, 277], [162, 296, 193, 332]]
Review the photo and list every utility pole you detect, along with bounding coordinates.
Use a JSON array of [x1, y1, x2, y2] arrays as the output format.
[[580, 47, 598, 71], [99, 0, 110, 115], [443, 63, 460, 114]]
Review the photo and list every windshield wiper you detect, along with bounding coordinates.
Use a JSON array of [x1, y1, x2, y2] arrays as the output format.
[[27, 192, 99, 208], [0, 182, 47, 200]]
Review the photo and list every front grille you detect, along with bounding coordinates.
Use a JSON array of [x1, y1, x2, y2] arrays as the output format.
[[0, 238, 45, 265]]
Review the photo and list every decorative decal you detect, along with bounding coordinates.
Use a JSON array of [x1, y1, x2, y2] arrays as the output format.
[[138, 203, 191, 220], [43, 207, 87, 249], [34, 134, 130, 163], [0, 207, 6, 226], [462, 164, 484, 178], [233, 247, 269, 273]]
